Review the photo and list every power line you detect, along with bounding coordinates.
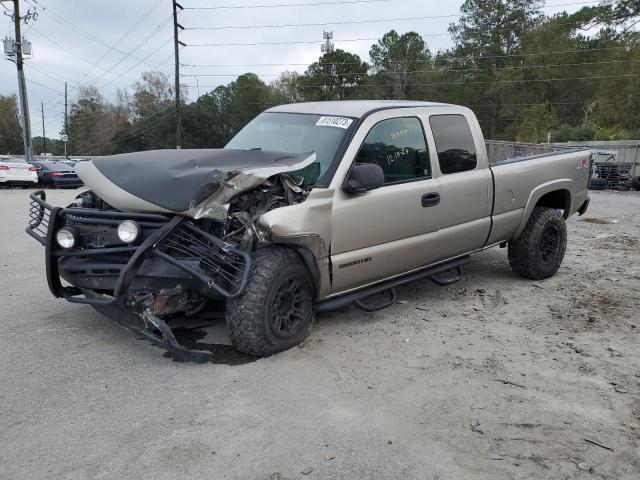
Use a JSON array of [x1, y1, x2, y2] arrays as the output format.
[[468, 98, 640, 108], [184, 0, 390, 9], [72, 104, 174, 155], [185, 14, 469, 32], [87, 16, 173, 89], [62, 65, 176, 143], [29, 27, 138, 84], [186, 73, 640, 90], [95, 37, 174, 91], [70, 0, 166, 90], [72, 103, 177, 155], [182, 44, 639, 66], [26, 78, 64, 96], [184, 1, 602, 31], [29, 61, 136, 104], [129, 97, 640, 109], [180, 58, 640, 78], [32, 21, 172, 107], [28, 6, 172, 107], [188, 34, 448, 47], [29, 0, 160, 69], [186, 30, 637, 47]]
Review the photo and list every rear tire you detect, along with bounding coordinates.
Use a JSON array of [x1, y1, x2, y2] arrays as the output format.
[[226, 247, 315, 356], [508, 207, 567, 280], [631, 176, 640, 191]]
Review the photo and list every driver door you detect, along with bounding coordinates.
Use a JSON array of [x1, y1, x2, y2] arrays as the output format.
[[330, 113, 443, 293]]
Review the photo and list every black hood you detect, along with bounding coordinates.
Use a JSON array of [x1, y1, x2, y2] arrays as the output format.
[[79, 149, 314, 213]]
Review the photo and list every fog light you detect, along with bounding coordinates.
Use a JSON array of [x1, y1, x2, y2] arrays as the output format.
[[117, 220, 140, 243], [55, 228, 76, 249]]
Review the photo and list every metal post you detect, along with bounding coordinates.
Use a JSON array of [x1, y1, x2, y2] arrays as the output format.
[[11, 0, 33, 162], [41, 99, 45, 154], [172, 0, 184, 150]]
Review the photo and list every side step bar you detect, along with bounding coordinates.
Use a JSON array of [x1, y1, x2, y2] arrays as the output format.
[[314, 256, 469, 313]]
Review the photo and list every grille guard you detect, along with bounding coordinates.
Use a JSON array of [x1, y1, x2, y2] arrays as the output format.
[[25, 190, 252, 363]]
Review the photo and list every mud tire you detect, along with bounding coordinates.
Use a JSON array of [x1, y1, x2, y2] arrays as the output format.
[[226, 247, 315, 356], [508, 207, 567, 280]]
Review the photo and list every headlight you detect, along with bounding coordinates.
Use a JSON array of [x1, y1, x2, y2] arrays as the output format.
[[55, 228, 76, 249], [117, 220, 140, 243]]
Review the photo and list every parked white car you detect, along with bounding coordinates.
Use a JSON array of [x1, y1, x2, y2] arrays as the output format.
[[0, 157, 38, 186]]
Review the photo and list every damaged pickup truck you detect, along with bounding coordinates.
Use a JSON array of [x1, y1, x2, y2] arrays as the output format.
[[26, 101, 591, 362]]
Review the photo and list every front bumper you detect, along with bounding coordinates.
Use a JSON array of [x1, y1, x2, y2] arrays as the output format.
[[26, 190, 251, 362]]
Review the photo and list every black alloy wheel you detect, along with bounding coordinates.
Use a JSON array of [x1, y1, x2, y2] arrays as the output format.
[[539, 224, 561, 265], [269, 275, 312, 339]]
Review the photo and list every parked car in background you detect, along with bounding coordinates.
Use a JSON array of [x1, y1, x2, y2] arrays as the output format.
[[0, 157, 38, 187], [29, 160, 83, 188]]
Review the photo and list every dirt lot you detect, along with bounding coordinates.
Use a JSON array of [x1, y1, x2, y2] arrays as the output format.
[[1, 187, 639, 480]]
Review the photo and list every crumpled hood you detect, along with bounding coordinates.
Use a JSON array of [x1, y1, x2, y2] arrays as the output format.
[[75, 149, 316, 220]]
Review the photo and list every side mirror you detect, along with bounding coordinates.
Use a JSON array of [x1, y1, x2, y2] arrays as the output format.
[[344, 163, 384, 194]]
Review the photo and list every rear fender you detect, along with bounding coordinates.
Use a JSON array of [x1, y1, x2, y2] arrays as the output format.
[[513, 180, 572, 239]]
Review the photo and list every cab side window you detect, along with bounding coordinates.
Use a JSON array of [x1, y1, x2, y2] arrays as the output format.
[[429, 114, 477, 174], [355, 117, 430, 184]]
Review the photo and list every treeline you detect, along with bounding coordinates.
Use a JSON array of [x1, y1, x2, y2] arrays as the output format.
[[1, 0, 639, 157]]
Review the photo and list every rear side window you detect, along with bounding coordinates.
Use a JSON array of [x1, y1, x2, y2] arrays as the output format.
[[355, 117, 430, 184], [429, 115, 477, 174]]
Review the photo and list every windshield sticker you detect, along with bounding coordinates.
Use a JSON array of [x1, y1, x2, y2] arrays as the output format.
[[315, 116, 353, 129]]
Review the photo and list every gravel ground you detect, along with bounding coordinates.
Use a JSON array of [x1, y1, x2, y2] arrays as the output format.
[[1, 187, 639, 480]]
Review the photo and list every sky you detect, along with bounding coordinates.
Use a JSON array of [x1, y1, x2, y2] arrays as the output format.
[[0, 0, 593, 139]]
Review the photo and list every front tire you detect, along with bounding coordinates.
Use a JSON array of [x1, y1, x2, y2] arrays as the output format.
[[508, 207, 567, 280], [226, 247, 315, 356]]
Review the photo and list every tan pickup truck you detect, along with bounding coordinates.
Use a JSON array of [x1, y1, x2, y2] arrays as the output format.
[[26, 100, 591, 362]]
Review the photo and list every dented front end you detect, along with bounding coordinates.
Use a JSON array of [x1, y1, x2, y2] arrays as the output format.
[[25, 149, 334, 361], [26, 190, 253, 361]]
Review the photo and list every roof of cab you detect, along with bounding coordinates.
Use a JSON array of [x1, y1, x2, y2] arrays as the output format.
[[266, 100, 454, 118]]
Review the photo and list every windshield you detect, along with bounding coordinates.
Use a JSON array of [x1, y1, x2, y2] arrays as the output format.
[[225, 112, 354, 185]]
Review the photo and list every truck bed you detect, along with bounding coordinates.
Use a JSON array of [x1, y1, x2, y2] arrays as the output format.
[[485, 140, 584, 165], [485, 141, 591, 246]]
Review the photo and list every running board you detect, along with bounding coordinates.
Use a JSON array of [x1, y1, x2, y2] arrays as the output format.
[[429, 266, 464, 286], [315, 256, 469, 313]]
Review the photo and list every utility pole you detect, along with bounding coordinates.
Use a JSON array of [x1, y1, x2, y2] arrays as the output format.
[[172, 0, 185, 150], [41, 99, 45, 154], [3, 0, 34, 162], [64, 81, 68, 158]]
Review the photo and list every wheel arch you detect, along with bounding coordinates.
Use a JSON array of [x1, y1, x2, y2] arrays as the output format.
[[263, 239, 330, 301], [513, 180, 572, 239], [287, 245, 322, 299]]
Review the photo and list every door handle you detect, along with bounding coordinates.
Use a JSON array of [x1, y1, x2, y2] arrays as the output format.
[[421, 192, 440, 207]]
